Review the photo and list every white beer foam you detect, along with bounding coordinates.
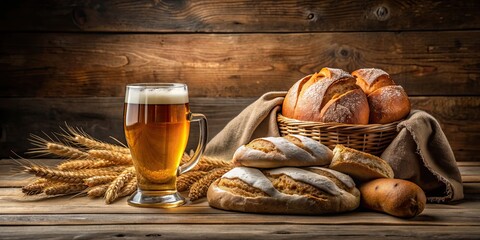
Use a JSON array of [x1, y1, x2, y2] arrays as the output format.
[[125, 87, 189, 104]]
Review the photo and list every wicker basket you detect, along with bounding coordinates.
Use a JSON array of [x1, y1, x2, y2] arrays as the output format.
[[277, 114, 400, 156]]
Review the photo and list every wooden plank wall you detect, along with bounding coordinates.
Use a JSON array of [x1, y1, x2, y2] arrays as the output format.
[[0, 0, 479, 161]]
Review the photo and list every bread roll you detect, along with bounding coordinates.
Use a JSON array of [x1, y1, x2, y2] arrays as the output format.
[[207, 166, 360, 214], [352, 68, 395, 95], [367, 85, 411, 124], [360, 178, 426, 218], [329, 145, 394, 182], [232, 135, 333, 168], [282, 68, 369, 124]]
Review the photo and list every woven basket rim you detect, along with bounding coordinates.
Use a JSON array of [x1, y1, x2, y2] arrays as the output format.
[[277, 113, 402, 129]]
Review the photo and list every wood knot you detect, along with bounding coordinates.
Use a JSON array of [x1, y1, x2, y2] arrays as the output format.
[[306, 11, 319, 22], [337, 48, 351, 58], [374, 6, 390, 21], [145, 233, 162, 237], [72, 7, 87, 27]]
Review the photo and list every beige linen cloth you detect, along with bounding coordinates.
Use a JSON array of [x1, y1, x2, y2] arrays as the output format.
[[205, 92, 463, 202]]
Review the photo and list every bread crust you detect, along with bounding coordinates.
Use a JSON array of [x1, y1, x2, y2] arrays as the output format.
[[282, 68, 367, 124], [232, 135, 333, 168], [352, 68, 395, 95], [367, 85, 411, 124], [207, 167, 360, 215], [282, 74, 312, 119], [319, 88, 370, 124], [329, 145, 394, 182], [360, 178, 426, 218]]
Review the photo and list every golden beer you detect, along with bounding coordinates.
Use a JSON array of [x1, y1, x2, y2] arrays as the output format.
[[124, 103, 190, 191], [124, 83, 207, 208]]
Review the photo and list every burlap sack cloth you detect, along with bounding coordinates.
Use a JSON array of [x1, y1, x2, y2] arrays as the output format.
[[205, 92, 464, 203]]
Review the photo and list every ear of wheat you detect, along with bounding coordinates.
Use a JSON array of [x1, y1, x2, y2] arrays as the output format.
[[22, 178, 48, 195], [105, 167, 135, 204], [87, 184, 110, 198], [188, 167, 233, 202], [63, 125, 130, 154], [21, 126, 232, 204]]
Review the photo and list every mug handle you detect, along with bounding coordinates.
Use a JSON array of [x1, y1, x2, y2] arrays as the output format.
[[178, 113, 208, 175]]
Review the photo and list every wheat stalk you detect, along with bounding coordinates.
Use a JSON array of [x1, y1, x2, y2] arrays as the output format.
[[97, 165, 129, 173], [105, 167, 135, 204], [44, 183, 87, 195], [118, 177, 137, 197], [188, 167, 232, 202], [64, 125, 130, 154], [88, 150, 132, 165], [87, 184, 110, 198], [46, 142, 89, 159], [194, 156, 232, 171], [57, 159, 118, 170], [84, 175, 118, 187], [28, 134, 89, 159], [25, 165, 119, 184], [22, 178, 48, 195], [177, 171, 207, 192]]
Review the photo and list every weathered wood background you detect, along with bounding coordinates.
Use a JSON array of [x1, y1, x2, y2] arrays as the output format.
[[0, 0, 479, 161]]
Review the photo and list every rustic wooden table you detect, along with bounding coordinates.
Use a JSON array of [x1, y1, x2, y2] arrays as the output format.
[[1, 159, 479, 239]]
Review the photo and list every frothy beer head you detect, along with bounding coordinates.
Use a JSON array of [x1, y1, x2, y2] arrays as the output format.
[[125, 83, 189, 104]]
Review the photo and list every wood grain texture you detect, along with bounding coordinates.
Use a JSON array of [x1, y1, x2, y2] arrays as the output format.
[[1, 0, 479, 32], [0, 97, 478, 161], [0, 225, 479, 240], [0, 32, 479, 97], [0, 206, 479, 226]]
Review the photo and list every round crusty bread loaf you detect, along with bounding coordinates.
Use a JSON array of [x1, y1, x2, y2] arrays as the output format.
[[329, 145, 394, 182], [282, 67, 369, 124], [367, 85, 411, 124], [232, 135, 333, 168], [360, 178, 426, 218], [207, 166, 360, 215]]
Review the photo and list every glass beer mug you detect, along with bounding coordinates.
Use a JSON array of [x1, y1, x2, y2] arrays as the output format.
[[124, 83, 207, 208]]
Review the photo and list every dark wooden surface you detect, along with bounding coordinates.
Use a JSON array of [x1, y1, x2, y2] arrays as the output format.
[[1, 0, 478, 32], [0, 32, 478, 97], [0, 159, 479, 239], [0, 1, 479, 160]]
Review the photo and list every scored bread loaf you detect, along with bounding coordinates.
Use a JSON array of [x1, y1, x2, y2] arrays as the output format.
[[232, 135, 333, 168], [282, 67, 369, 124], [352, 68, 411, 124], [207, 166, 360, 215], [329, 145, 394, 182]]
